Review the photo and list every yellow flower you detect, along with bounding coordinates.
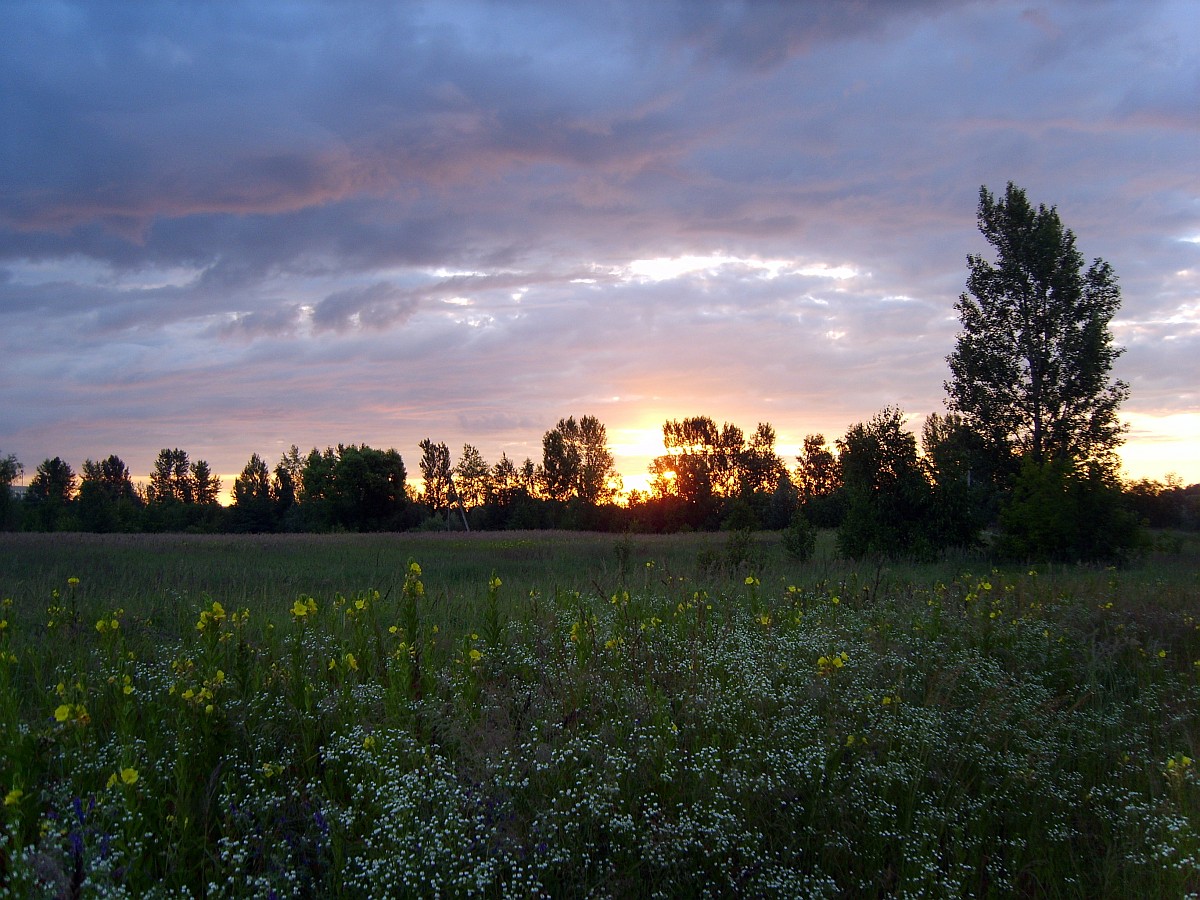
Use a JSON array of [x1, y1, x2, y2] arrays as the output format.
[[4, 788, 22, 807], [489, 575, 502, 590], [468, 648, 483, 663], [67, 577, 80, 587], [107, 767, 138, 789], [54, 704, 71, 722], [758, 613, 771, 627], [408, 562, 422, 577], [362, 735, 377, 751], [744, 575, 759, 586]]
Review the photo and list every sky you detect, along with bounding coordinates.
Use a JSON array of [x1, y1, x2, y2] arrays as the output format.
[[2, 0, 1198, 500]]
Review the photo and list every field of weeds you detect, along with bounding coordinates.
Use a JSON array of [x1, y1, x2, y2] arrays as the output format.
[[1, 531, 1198, 897]]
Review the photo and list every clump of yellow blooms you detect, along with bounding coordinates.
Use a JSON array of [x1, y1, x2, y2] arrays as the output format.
[[95, 608, 124, 634], [1166, 752, 1194, 782], [170, 660, 225, 715], [817, 652, 849, 677], [106, 767, 139, 789], [53, 680, 90, 726], [291, 596, 318, 621], [195, 600, 226, 632]]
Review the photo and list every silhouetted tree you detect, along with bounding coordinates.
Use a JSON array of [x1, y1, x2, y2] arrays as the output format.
[[837, 407, 939, 559], [231, 452, 276, 532], [418, 439, 455, 521], [27, 457, 77, 531], [191, 460, 221, 507], [539, 415, 620, 505], [78, 455, 141, 532], [921, 412, 993, 540], [946, 182, 1129, 470], [148, 448, 193, 505], [737, 422, 786, 499], [0, 453, 22, 530], [794, 434, 843, 528], [29, 457, 76, 503], [455, 444, 491, 509], [299, 444, 410, 531], [273, 445, 304, 525]]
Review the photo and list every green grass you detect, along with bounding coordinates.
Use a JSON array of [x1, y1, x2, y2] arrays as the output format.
[[1, 531, 1199, 897]]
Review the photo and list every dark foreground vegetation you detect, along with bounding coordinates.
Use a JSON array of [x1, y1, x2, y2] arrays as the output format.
[[1, 531, 1198, 897]]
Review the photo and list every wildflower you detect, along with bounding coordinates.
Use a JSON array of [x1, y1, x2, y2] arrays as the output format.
[[408, 562, 422, 577], [745, 575, 759, 586], [107, 768, 139, 789], [489, 575, 502, 590], [4, 788, 21, 807], [67, 577, 80, 587], [817, 652, 849, 676], [363, 735, 377, 751], [54, 704, 71, 722], [758, 613, 771, 627], [1166, 753, 1194, 781], [468, 648, 483, 663], [291, 597, 317, 620], [195, 601, 226, 632]]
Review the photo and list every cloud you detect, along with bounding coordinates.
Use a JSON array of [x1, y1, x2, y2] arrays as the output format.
[[1, 0, 1197, 487], [311, 282, 420, 332]]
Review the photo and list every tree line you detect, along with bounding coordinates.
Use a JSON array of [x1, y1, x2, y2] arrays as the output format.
[[3, 184, 1196, 558]]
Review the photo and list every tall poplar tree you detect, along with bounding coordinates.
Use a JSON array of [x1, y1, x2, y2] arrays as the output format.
[[945, 183, 1128, 468]]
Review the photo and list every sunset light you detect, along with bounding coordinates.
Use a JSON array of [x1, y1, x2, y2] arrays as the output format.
[[0, 0, 1196, 507]]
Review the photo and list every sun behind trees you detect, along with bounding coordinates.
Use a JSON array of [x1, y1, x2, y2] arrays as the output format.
[[2, 184, 1193, 551]]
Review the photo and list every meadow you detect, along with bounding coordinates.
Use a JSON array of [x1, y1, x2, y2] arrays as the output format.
[[1, 530, 1198, 897]]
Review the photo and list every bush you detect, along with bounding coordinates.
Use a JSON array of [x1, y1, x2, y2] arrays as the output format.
[[782, 510, 816, 561], [998, 457, 1142, 562]]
